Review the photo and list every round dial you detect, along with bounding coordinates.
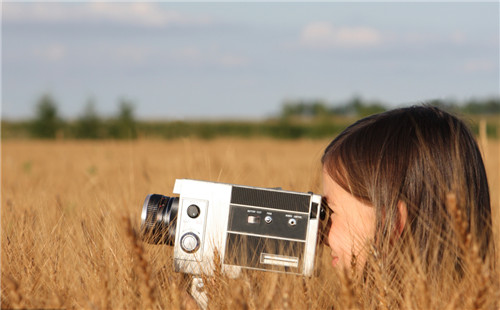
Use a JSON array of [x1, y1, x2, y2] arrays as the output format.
[[180, 232, 200, 253]]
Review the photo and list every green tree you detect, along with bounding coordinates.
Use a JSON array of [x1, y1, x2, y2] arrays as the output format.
[[349, 95, 386, 117], [75, 99, 102, 139], [31, 94, 62, 139], [109, 99, 137, 139], [463, 98, 500, 114], [281, 99, 329, 119]]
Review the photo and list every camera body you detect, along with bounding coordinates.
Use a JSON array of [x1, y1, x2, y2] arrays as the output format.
[[141, 179, 322, 277]]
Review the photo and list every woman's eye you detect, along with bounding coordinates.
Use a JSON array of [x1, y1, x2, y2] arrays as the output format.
[[321, 198, 335, 216], [320, 198, 333, 221]]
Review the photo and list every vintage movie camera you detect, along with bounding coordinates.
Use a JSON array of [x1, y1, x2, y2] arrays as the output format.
[[140, 179, 325, 278]]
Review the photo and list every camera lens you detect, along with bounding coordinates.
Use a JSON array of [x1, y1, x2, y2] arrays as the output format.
[[140, 194, 179, 245]]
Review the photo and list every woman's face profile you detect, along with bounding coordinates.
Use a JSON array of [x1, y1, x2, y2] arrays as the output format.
[[322, 169, 376, 270]]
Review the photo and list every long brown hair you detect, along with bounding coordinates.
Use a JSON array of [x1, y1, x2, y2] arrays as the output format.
[[322, 105, 494, 276]]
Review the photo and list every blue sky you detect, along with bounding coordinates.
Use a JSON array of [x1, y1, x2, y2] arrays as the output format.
[[2, 2, 499, 120]]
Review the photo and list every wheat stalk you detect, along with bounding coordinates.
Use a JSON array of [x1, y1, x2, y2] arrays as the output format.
[[123, 216, 155, 310], [260, 272, 278, 310], [340, 265, 357, 310], [2, 276, 24, 309]]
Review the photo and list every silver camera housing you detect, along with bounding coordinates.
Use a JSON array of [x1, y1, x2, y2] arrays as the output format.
[[159, 179, 322, 277]]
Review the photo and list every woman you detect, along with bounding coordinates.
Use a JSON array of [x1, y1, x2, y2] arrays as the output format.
[[321, 105, 495, 282]]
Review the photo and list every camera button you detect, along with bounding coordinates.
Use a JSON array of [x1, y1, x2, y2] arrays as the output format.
[[264, 216, 273, 224], [187, 204, 200, 218], [180, 233, 200, 253]]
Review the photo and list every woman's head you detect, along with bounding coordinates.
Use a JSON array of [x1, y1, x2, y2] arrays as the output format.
[[321, 105, 493, 274]]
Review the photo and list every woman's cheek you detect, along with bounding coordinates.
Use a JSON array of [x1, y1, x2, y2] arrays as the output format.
[[328, 218, 360, 263], [328, 222, 348, 252]]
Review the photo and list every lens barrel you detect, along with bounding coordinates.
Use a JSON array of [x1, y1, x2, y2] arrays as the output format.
[[140, 194, 179, 245]]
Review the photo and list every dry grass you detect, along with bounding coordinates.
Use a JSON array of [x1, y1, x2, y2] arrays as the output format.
[[2, 138, 499, 309]]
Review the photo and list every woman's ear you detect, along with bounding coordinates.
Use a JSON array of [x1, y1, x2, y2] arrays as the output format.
[[396, 200, 408, 236]]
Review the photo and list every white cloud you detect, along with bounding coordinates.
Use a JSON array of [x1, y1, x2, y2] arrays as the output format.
[[3, 2, 212, 27], [113, 46, 153, 65], [87, 3, 197, 27], [300, 21, 382, 49], [173, 47, 203, 61], [451, 31, 467, 45], [463, 59, 497, 72], [170, 47, 249, 68], [216, 55, 249, 67], [33, 44, 66, 61]]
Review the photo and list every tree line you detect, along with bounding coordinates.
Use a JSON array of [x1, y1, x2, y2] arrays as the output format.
[[280, 96, 500, 119], [1, 94, 499, 140], [18, 94, 138, 139]]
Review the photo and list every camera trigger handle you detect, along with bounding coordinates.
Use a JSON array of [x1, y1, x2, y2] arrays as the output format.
[[190, 276, 208, 310]]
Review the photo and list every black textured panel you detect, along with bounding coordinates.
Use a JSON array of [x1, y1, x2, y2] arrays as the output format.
[[227, 205, 308, 240], [224, 233, 304, 273], [231, 186, 311, 213]]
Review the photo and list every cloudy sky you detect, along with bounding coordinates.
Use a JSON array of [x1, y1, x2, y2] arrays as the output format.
[[2, 2, 499, 120]]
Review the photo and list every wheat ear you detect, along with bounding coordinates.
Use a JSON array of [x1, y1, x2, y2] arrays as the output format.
[[123, 216, 155, 310]]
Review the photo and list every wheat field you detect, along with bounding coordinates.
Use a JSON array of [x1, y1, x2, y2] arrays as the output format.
[[2, 138, 499, 309]]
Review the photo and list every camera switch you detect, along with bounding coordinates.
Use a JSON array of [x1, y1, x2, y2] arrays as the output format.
[[247, 215, 260, 224]]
